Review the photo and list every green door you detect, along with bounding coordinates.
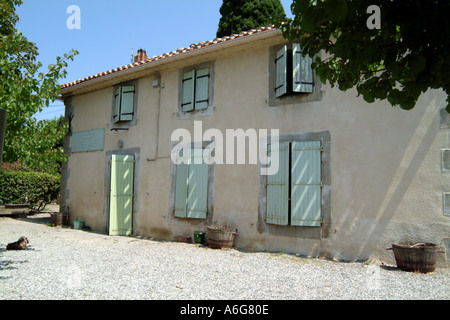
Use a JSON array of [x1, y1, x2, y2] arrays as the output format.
[[109, 154, 134, 236]]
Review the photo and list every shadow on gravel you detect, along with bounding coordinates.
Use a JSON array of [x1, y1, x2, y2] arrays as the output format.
[[0, 248, 29, 279], [13, 213, 52, 226], [380, 265, 400, 272], [0, 259, 28, 271]]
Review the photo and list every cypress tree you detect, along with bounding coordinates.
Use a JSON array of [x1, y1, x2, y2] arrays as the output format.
[[217, 0, 285, 38]]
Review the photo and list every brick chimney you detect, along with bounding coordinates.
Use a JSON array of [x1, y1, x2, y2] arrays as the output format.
[[134, 49, 148, 63]]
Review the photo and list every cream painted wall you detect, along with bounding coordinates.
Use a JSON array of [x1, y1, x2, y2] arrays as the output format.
[[66, 149, 105, 231], [64, 38, 449, 265]]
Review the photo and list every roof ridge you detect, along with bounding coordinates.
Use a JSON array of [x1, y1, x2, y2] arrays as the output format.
[[61, 25, 277, 90]]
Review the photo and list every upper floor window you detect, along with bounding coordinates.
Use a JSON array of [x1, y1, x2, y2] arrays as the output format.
[[114, 85, 135, 123], [268, 43, 321, 106], [111, 80, 139, 128], [178, 61, 215, 119], [182, 68, 209, 111], [275, 43, 313, 98]]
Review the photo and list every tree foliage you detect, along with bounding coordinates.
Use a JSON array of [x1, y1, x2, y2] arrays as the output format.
[[0, 0, 77, 170], [277, 0, 450, 111], [13, 116, 68, 174], [217, 0, 285, 38]]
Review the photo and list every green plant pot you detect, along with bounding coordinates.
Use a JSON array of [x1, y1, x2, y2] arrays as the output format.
[[74, 220, 84, 230], [194, 231, 206, 244]]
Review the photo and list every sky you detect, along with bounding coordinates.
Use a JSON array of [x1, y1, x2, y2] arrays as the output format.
[[15, 0, 294, 122]]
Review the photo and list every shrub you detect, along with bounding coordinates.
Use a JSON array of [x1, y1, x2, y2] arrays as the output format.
[[0, 170, 60, 211], [1, 160, 30, 172]]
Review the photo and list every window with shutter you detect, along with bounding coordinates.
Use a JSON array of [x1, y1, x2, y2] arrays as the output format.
[[265, 140, 322, 227], [182, 70, 195, 112], [266, 142, 290, 225], [187, 148, 209, 219], [113, 87, 121, 123], [194, 68, 210, 110], [290, 141, 322, 226], [120, 86, 135, 121], [273, 43, 314, 99], [174, 149, 189, 218], [113, 85, 135, 123], [275, 46, 287, 98], [182, 68, 210, 112], [292, 44, 314, 93], [174, 147, 209, 219], [178, 62, 214, 118]]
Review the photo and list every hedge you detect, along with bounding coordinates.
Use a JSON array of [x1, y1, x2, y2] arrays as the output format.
[[0, 170, 60, 210]]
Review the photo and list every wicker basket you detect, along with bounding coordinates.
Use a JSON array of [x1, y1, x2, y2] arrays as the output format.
[[388, 242, 439, 273]]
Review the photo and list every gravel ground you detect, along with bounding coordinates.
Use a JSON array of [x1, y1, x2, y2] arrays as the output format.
[[0, 214, 449, 300]]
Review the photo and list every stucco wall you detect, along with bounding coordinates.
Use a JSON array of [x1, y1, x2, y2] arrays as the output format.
[[63, 39, 449, 265]]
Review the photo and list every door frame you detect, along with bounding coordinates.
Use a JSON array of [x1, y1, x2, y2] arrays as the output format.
[[104, 148, 140, 235]]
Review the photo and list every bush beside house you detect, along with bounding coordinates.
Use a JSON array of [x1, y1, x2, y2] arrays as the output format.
[[0, 169, 60, 211]]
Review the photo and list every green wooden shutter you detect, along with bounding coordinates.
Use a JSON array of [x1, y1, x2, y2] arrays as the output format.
[[120, 86, 135, 121], [275, 45, 287, 98], [195, 68, 210, 110], [71, 129, 105, 153], [174, 149, 190, 218], [266, 142, 289, 225], [186, 149, 208, 219], [182, 70, 195, 112], [109, 154, 134, 236], [113, 87, 121, 123], [292, 43, 313, 93], [290, 141, 322, 226]]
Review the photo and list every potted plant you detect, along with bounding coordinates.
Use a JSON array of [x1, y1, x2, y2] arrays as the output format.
[[207, 224, 238, 249]]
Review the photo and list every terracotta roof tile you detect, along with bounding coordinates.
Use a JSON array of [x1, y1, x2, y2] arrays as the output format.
[[61, 25, 277, 90]]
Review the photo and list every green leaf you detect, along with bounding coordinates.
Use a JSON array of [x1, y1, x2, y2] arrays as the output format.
[[409, 55, 426, 76], [321, 0, 348, 22]]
